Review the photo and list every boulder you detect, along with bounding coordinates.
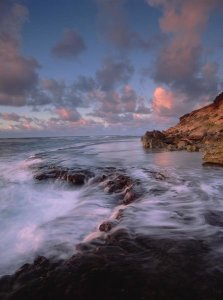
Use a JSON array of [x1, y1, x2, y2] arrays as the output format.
[[203, 140, 223, 166], [141, 130, 169, 149], [34, 167, 95, 185], [99, 220, 117, 232]]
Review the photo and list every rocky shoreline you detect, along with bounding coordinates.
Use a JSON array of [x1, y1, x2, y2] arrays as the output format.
[[0, 93, 222, 299], [141, 92, 223, 166], [0, 164, 223, 299], [1, 230, 223, 300]]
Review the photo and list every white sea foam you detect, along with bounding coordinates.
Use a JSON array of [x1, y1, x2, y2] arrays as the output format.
[[0, 136, 222, 276]]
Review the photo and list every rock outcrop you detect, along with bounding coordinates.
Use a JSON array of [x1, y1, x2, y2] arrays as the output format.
[[141, 131, 170, 149], [166, 92, 223, 138], [1, 230, 223, 300], [142, 92, 223, 164], [203, 139, 223, 166]]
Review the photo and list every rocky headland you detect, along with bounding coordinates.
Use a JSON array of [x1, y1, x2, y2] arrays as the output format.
[[141, 92, 223, 165]]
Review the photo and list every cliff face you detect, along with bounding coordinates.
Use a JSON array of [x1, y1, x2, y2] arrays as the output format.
[[141, 92, 223, 165], [165, 92, 223, 139]]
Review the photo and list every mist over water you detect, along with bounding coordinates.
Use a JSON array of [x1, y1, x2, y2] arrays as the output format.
[[0, 136, 222, 276]]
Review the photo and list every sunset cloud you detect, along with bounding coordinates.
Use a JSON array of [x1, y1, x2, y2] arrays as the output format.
[[55, 108, 81, 122], [147, 0, 221, 109], [152, 86, 187, 117], [149, 0, 218, 82], [0, 112, 21, 122], [0, 0, 222, 137]]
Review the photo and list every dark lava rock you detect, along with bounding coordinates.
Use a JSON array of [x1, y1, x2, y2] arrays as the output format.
[[1, 230, 223, 300], [115, 209, 125, 220], [101, 174, 133, 194], [34, 167, 95, 186], [99, 172, 143, 205], [99, 220, 118, 232], [123, 187, 135, 205]]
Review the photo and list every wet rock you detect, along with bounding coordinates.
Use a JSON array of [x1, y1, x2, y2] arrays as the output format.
[[101, 174, 133, 194], [99, 172, 143, 206], [154, 172, 167, 181], [1, 231, 223, 300], [114, 209, 125, 220], [66, 173, 86, 185], [34, 167, 95, 185], [99, 220, 118, 232], [123, 188, 135, 205]]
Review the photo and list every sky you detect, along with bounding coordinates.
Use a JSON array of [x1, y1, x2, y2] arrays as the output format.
[[0, 0, 223, 137]]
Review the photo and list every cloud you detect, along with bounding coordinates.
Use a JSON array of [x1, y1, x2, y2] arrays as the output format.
[[42, 79, 66, 97], [152, 86, 188, 117], [150, 0, 216, 83], [0, 1, 28, 38], [0, 113, 107, 137], [90, 84, 151, 125], [0, 112, 34, 123], [96, 0, 152, 50], [73, 76, 97, 93], [147, 0, 221, 111], [92, 85, 137, 114], [55, 108, 81, 122], [27, 78, 87, 108], [0, 1, 40, 106], [0, 112, 21, 122], [96, 56, 134, 91], [135, 104, 151, 114], [52, 29, 86, 59]]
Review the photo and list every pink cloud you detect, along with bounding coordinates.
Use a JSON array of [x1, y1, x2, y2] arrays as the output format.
[[0, 1, 39, 106], [55, 108, 81, 122], [152, 86, 188, 117], [0, 112, 21, 122], [148, 0, 219, 83], [147, 0, 221, 115]]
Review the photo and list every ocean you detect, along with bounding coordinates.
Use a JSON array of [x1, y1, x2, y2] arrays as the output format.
[[0, 136, 222, 277]]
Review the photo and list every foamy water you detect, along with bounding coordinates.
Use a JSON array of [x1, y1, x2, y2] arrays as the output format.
[[0, 136, 222, 276]]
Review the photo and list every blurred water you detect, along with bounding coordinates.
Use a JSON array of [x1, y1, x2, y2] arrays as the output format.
[[0, 136, 222, 276]]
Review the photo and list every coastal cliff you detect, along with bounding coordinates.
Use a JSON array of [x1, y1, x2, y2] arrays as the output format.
[[165, 92, 223, 138], [142, 92, 223, 165]]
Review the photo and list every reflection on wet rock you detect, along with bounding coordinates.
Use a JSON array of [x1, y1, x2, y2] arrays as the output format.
[[34, 166, 95, 185]]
